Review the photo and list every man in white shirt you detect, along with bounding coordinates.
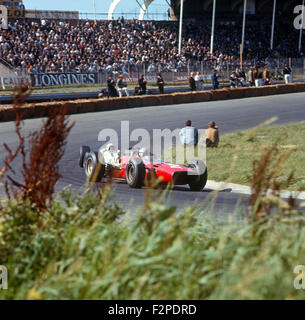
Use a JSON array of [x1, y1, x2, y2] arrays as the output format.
[[194, 72, 204, 91], [117, 75, 129, 97], [179, 120, 199, 146]]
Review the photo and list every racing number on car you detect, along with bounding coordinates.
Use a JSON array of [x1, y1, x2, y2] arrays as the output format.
[[169, 164, 182, 169]]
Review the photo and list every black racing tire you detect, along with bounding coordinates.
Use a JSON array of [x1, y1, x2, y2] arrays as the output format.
[[126, 157, 146, 188], [79, 146, 90, 168], [188, 160, 208, 192], [84, 151, 105, 182]]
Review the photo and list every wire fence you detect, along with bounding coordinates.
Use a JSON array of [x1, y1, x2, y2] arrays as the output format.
[[3, 57, 305, 89], [97, 58, 305, 84]]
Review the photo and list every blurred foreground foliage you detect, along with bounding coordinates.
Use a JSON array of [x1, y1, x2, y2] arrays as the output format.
[[0, 187, 305, 300]]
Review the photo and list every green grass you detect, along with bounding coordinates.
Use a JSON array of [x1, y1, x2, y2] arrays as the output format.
[[207, 122, 305, 190]]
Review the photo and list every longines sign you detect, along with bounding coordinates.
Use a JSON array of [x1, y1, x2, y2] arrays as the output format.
[[31, 72, 99, 87]]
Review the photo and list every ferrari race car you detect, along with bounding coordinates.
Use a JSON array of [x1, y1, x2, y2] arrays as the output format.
[[79, 144, 208, 191]]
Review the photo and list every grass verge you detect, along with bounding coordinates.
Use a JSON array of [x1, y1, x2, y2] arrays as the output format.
[[207, 121, 305, 190]]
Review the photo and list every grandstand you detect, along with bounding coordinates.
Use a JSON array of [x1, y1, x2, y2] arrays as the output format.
[[0, 1, 303, 88]]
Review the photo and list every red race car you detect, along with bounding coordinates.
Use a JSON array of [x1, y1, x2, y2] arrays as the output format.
[[79, 144, 208, 191]]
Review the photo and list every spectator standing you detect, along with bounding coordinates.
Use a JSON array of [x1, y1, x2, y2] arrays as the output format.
[[194, 71, 204, 91], [107, 76, 118, 97], [230, 71, 238, 88], [117, 75, 129, 97], [138, 75, 147, 95], [156, 73, 165, 94], [206, 121, 219, 148], [211, 70, 219, 90], [179, 120, 199, 146], [254, 68, 263, 87], [236, 68, 246, 87], [283, 64, 292, 84], [189, 72, 196, 91], [263, 66, 271, 85], [247, 66, 255, 86]]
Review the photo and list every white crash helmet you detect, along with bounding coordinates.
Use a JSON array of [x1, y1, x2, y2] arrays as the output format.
[[139, 147, 149, 157], [107, 143, 115, 152]]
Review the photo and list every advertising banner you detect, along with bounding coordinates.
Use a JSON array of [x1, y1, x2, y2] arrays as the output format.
[[31, 72, 99, 87]]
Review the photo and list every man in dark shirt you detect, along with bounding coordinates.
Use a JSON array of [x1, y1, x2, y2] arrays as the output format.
[[236, 68, 245, 87], [211, 70, 219, 90], [138, 75, 147, 95], [189, 72, 196, 91], [107, 76, 118, 97], [283, 64, 292, 84], [157, 73, 165, 94], [230, 72, 238, 88]]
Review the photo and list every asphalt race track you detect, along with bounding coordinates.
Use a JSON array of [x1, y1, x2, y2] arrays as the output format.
[[1, 92, 305, 217]]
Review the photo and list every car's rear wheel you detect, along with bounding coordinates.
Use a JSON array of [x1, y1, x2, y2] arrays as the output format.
[[84, 151, 105, 182], [126, 157, 146, 188], [188, 160, 208, 192], [79, 145, 90, 168]]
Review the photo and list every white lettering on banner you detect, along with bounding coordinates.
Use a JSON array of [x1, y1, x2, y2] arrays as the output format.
[[0, 76, 31, 89], [72, 74, 80, 85], [42, 74, 51, 86], [122, 75, 211, 84], [123, 76, 157, 84], [50, 74, 60, 86], [174, 75, 212, 81]]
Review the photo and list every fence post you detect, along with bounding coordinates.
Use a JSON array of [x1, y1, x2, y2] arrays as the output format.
[[98, 72, 102, 85]]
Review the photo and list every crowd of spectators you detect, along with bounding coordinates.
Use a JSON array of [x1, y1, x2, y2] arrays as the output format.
[[0, 16, 303, 75]]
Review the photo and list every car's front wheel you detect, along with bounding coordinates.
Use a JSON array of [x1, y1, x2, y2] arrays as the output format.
[[188, 160, 208, 192], [84, 151, 105, 182], [126, 157, 146, 188]]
